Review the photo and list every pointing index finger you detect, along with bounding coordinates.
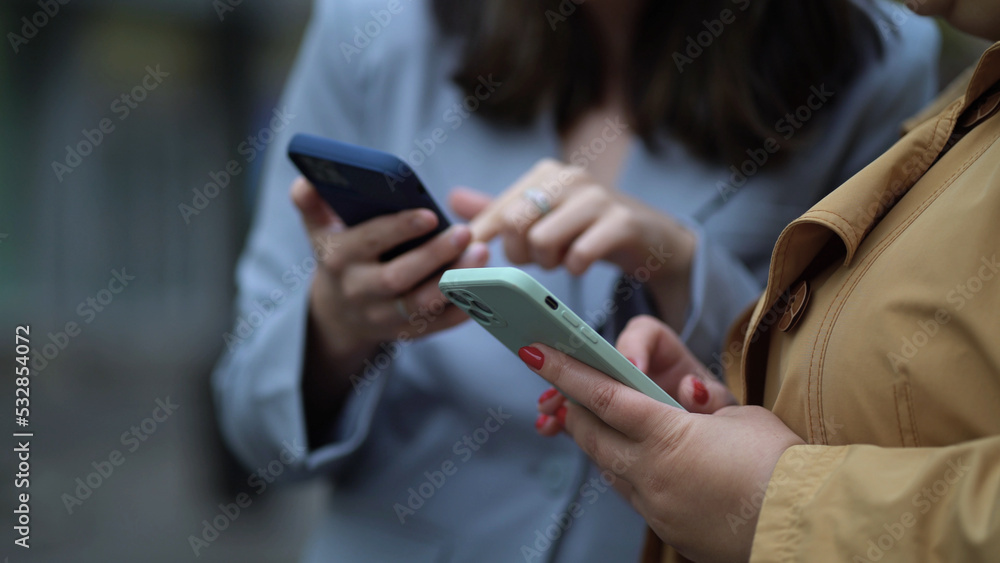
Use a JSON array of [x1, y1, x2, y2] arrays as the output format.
[[468, 189, 521, 242]]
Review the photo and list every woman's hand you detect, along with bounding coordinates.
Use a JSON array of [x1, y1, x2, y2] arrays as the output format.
[[523, 318, 803, 562], [536, 315, 735, 436], [615, 315, 736, 412], [450, 159, 697, 328], [291, 177, 489, 380]]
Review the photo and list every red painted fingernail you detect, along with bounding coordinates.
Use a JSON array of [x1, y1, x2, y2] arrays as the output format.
[[519, 346, 545, 370], [535, 414, 549, 430], [556, 406, 567, 426], [538, 388, 559, 403], [692, 380, 709, 405]]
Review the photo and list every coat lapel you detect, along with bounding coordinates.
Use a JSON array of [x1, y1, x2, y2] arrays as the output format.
[[736, 90, 966, 406]]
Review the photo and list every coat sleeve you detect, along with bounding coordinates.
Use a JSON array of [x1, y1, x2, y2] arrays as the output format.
[[211, 0, 392, 481], [750, 436, 1000, 562]]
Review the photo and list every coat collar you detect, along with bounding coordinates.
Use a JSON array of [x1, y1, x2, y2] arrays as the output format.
[[736, 42, 1000, 405]]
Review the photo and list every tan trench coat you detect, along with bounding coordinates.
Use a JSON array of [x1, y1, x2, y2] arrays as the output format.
[[648, 42, 1000, 562]]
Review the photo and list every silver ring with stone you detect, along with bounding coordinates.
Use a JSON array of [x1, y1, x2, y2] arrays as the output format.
[[523, 189, 552, 216]]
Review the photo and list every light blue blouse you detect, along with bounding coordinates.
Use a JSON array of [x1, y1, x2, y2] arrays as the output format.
[[213, 1, 939, 561]]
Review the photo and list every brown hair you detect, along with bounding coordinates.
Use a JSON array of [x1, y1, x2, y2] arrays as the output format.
[[433, 0, 883, 165]]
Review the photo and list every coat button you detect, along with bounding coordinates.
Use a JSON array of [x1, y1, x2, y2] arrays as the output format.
[[778, 280, 810, 332]]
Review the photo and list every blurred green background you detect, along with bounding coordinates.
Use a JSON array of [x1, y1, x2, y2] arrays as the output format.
[[0, 2, 326, 561], [0, 1, 991, 562]]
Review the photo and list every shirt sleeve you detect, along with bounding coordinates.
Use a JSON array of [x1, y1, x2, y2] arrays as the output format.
[[211, 0, 390, 481], [751, 436, 1000, 562], [676, 220, 762, 365]]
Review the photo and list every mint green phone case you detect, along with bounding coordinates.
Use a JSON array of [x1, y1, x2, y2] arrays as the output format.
[[439, 267, 684, 409]]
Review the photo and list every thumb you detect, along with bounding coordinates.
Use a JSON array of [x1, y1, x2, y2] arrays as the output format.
[[290, 176, 342, 233], [449, 186, 493, 222]]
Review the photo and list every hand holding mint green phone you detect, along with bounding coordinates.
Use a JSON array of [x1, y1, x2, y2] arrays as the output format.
[[439, 267, 684, 410]]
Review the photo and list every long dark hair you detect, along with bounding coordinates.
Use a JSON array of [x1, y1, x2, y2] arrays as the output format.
[[433, 0, 883, 165]]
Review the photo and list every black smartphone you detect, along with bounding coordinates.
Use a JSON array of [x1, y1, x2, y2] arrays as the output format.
[[287, 133, 450, 261]]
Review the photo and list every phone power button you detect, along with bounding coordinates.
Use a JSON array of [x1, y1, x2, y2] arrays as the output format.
[[561, 311, 580, 327]]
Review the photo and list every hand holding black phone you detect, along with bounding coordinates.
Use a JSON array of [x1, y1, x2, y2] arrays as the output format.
[[288, 134, 451, 261]]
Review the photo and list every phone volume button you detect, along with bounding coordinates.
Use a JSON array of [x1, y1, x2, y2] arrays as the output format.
[[579, 326, 599, 344], [561, 311, 580, 327]]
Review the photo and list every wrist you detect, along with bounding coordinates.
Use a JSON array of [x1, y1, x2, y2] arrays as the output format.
[[651, 220, 696, 280], [643, 222, 697, 329], [307, 280, 380, 377]]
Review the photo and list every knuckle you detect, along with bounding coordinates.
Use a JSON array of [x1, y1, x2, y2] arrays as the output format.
[[631, 314, 658, 331], [638, 465, 669, 497], [536, 254, 558, 270], [318, 244, 347, 273], [504, 208, 531, 234], [341, 278, 366, 301], [526, 228, 552, 253], [421, 292, 449, 315], [563, 165, 587, 185], [589, 378, 620, 418], [579, 426, 603, 462], [506, 251, 530, 265], [360, 230, 383, 251], [648, 414, 690, 456], [325, 255, 347, 275], [363, 307, 385, 327], [503, 237, 531, 264], [547, 354, 572, 388], [378, 267, 408, 295], [533, 158, 561, 175], [581, 184, 608, 201], [566, 246, 595, 274]]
